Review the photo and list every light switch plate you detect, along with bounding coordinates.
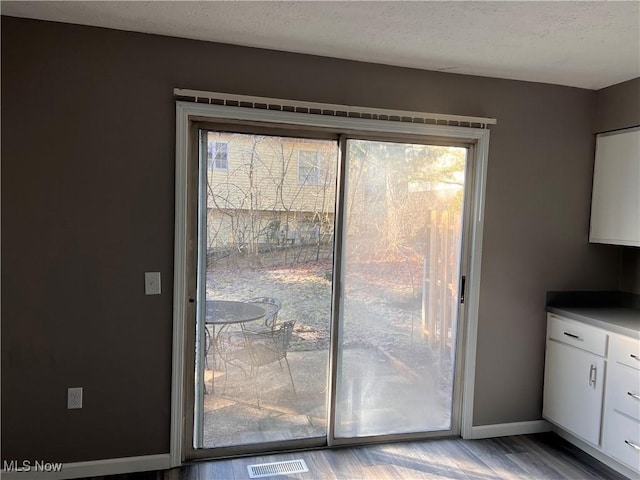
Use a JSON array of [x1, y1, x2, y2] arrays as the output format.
[[145, 272, 161, 295], [67, 387, 83, 409]]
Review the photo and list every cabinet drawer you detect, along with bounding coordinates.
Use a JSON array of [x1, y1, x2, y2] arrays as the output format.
[[610, 334, 640, 371], [608, 363, 640, 421], [547, 314, 608, 356], [602, 410, 640, 472]]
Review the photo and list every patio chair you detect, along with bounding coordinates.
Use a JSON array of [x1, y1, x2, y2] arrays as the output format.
[[222, 319, 297, 408], [244, 297, 282, 333]]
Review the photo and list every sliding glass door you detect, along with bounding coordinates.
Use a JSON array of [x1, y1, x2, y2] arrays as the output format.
[[187, 126, 472, 457], [193, 130, 339, 450], [334, 139, 467, 439]]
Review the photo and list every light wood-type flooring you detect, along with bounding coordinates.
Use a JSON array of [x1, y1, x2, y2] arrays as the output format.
[[93, 433, 628, 480]]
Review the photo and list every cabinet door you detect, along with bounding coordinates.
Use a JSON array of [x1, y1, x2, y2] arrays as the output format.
[[590, 127, 640, 247], [543, 340, 605, 445]]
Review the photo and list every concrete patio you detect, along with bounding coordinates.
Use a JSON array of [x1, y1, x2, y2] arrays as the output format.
[[200, 343, 452, 448]]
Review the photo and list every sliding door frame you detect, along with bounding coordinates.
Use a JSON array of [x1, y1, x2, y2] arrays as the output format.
[[171, 101, 491, 465]]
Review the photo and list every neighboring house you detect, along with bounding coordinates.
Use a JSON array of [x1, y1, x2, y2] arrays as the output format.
[[204, 132, 466, 256], [205, 132, 338, 253]]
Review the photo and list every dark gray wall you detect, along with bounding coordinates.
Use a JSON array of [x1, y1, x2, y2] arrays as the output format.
[[594, 77, 640, 295], [1, 16, 622, 463], [594, 77, 640, 134], [621, 249, 640, 295]]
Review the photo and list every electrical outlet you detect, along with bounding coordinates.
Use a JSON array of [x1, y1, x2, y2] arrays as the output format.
[[67, 387, 83, 409]]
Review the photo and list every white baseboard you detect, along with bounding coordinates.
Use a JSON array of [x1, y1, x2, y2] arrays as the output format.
[[1, 453, 171, 480], [468, 420, 552, 439]]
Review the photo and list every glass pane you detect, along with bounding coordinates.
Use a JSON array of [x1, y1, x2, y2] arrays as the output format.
[[196, 132, 338, 448], [335, 139, 467, 438]]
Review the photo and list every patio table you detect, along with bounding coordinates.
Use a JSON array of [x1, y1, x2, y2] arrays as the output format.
[[206, 300, 266, 326], [204, 300, 266, 393]]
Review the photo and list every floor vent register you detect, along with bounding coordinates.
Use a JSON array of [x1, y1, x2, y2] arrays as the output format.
[[247, 459, 309, 478]]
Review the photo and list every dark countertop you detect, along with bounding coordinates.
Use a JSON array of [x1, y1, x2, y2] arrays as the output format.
[[546, 305, 640, 339], [546, 291, 640, 339]]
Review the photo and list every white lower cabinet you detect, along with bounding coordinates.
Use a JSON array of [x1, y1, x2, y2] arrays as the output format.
[[543, 315, 607, 446], [602, 334, 640, 473], [543, 340, 605, 445], [543, 313, 640, 477]]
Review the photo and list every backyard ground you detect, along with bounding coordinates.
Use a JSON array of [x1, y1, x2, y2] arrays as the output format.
[[206, 245, 447, 367]]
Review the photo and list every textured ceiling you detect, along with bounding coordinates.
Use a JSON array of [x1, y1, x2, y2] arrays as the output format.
[[2, 1, 639, 89]]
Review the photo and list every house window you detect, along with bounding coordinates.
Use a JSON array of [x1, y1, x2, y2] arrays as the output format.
[[298, 150, 320, 184], [208, 141, 228, 170]]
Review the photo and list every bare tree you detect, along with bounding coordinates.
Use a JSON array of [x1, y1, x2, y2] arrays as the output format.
[[206, 133, 338, 268]]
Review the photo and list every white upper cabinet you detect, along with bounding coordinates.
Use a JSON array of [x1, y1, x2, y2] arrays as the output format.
[[590, 126, 640, 247]]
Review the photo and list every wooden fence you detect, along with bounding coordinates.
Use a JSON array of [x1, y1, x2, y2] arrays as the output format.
[[421, 210, 463, 355]]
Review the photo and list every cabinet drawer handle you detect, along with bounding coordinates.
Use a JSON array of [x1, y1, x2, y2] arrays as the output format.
[[625, 440, 640, 451], [563, 332, 582, 341], [628, 392, 640, 401], [631, 354, 640, 361]]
